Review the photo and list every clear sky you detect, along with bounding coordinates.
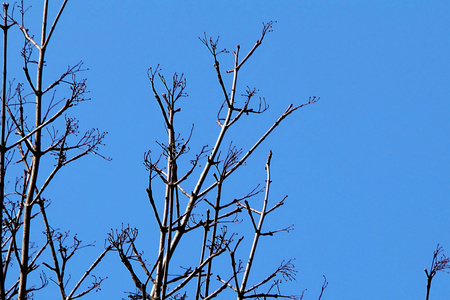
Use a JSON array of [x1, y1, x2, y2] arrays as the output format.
[[6, 1, 450, 299]]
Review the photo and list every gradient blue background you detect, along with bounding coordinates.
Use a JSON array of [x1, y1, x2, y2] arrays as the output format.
[[5, 1, 450, 299]]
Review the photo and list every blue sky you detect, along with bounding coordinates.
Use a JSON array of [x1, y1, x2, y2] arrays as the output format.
[[7, 1, 450, 299]]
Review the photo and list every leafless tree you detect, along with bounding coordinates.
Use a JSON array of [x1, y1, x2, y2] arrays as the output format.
[[0, 1, 109, 300], [109, 22, 321, 300], [424, 244, 450, 300]]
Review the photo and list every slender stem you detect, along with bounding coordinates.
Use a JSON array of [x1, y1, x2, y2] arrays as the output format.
[[42, 0, 69, 49], [425, 270, 433, 300], [152, 98, 177, 299], [0, 4, 9, 299], [18, 1, 49, 298], [204, 178, 223, 297], [66, 246, 111, 300], [239, 151, 272, 298], [39, 201, 66, 299], [195, 210, 209, 300]]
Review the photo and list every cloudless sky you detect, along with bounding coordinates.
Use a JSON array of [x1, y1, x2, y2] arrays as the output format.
[[5, 1, 450, 299]]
